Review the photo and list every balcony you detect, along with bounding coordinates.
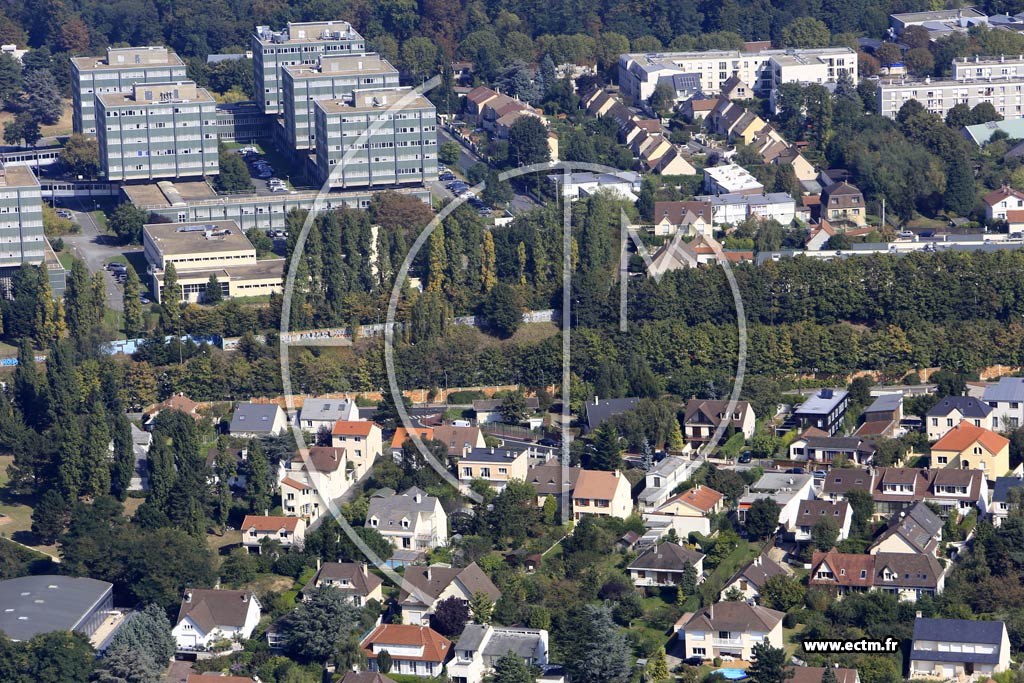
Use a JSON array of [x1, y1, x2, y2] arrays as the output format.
[[713, 637, 745, 647]]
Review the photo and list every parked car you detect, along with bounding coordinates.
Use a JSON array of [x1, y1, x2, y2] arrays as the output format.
[[682, 657, 704, 667], [738, 451, 752, 463], [786, 467, 806, 474], [538, 437, 559, 447], [139, 296, 150, 304], [439, 172, 456, 181], [56, 209, 73, 219]]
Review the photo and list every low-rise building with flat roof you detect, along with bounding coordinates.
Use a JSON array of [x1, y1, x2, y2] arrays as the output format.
[[123, 180, 430, 232], [71, 46, 188, 135], [314, 88, 437, 189], [142, 218, 284, 303], [282, 53, 399, 150], [96, 81, 218, 182]]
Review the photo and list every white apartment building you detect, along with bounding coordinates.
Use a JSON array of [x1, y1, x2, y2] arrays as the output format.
[[618, 47, 856, 101], [878, 56, 1024, 120]]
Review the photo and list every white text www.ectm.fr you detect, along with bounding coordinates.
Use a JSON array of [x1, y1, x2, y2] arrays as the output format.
[[802, 638, 900, 654]]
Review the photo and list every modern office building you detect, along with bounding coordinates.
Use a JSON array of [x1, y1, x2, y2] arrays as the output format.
[[0, 164, 45, 271], [71, 46, 188, 136], [282, 53, 400, 150], [142, 219, 284, 303], [878, 56, 1024, 120], [618, 47, 857, 101], [252, 21, 366, 115], [122, 180, 430, 232], [314, 88, 437, 188], [96, 81, 219, 182], [215, 102, 274, 142]]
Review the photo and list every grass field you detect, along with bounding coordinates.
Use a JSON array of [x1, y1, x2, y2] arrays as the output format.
[[0, 101, 73, 139]]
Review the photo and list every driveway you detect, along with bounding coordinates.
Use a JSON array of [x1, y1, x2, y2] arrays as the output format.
[[440, 128, 538, 216], [61, 200, 143, 312]]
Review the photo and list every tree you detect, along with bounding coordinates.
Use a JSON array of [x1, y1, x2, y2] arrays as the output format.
[[781, 18, 830, 48], [649, 82, 676, 117], [31, 488, 66, 543], [826, 233, 851, 250], [822, 666, 839, 683], [245, 438, 272, 513], [431, 596, 470, 637], [123, 268, 143, 338], [21, 68, 63, 125], [59, 134, 100, 178], [92, 644, 160, 683], [507, 115, 551, 167], [493, 650, 533, 683], [562, 604, 631, 683], [499, 390, 529, 424], [680, 563, 698, 596], [812, 516, 841, 551], [479, 282, 522, 338], [213, 144, 252, 193], [762, 573, 806, 611], [0, 53, 20, 105], [107, 603, 175, 665], [470, 591, 495, 624], [27, 631, 94, 683], [945, 152, 976, 216], [875, 43, 902, 68], [745, 497, 781, 539], [748, 642, 792, 683], [108, 203, 148, 244], [2, 115, 21, 146], [160, 262, 180, 330], [903, 48, 934, 78], [439, 141, 460, 166], [377, 650, 393, 674], [972, 102, 1002, 125], [590, 422, 624, 471], [646, 646, 670, 682], [846, 488, 875, 536], [13, 113, 39, 147], [204, 275, 223, 304], [281, 585, 361, 664]]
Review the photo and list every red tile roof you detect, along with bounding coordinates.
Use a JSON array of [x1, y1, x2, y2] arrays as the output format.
[[663, 485, 725, 513], [983, 186, 1024, 206], [391, 427, 434, 449], [361, 624, 452, 662], [932, 420, 1008, 454], [332, 420, 376, 436], [810, 550, 874, 588]]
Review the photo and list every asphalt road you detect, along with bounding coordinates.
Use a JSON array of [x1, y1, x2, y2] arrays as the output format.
[[61, 200, 143, 312], [439, 128, 538, 216]]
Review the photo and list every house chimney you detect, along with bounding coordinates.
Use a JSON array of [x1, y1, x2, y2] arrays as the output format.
[[242, 593, 249, 602], [916, 610, 922, 619], [426, 567, 432, 581], [317, 558, 322, 571], [184, 591, 193, 602], [490, 447, 495, 454], [361, 563, 369, 577], [594, 396, 600, 406], [614, 470, 621, 478], [264, 509, 269, 516]]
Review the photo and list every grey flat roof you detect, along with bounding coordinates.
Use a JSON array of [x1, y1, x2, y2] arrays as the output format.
[[0, 575, 112, 641], [796, 389, 849, 415], [0, 165, 39, 189], [865, 393, 902, 413], [983, 377, 1024, 403], [463, 446, 528, 463], [144, 220, 253, 256]]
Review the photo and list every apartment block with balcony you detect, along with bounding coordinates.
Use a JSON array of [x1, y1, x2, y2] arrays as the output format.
[[96, 81, 218, 182], [252, 21, 366, 115], [877, 56, 1024, 120], [282, 53, 399, 150], [71, 46, 187, 135], [313, 88, 437, 189]]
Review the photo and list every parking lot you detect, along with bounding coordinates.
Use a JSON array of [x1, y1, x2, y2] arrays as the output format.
[[236, 146, 295, 196]]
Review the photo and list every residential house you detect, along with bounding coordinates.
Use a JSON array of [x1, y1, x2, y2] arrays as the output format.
[[926, 396, 997, 440], [300, 562, 383, 606], [991, 475, 1024, 526], [909, 618, 1011, 678], [786, 667, 859, 683], [398, 563, 501, 626], [465, 86, 500, 123], [240, 515, 306, 552], [720, 75, 751, 101], [789, 435, 875, 465], [278, 447, 361, 522], [229, 402, 287, 438], [868, 501, 942, 556], [984, 377, 1024, 429], [820, 181, 866, 227], [129, 424, 152, 491], [638, 457, 703, 511], [390, 427, 436, 459], [583, 396, 640, 432], [872, 467, 928, 518], [703, 164, 764, 196], [643, 485, 724, 539], [680, 602, 784, 661], [144, 393, 202, 425], [790, 500, 852, 543], [810, 550, 945, 601], [526, 464, 581, 508], [547, 171, 642, 202], [682, 399, 756, 450], [793, 389, 850, 436], [573, 469, 633, 520], [341, 674, 398, 683], [651, 200, 713, 237], [172, 588, 261, 649], [924, 468, 988, 519], [681, 97, 720, 122], [366, 486, 448, 560], [471, 397, 540, 425], [737, 472, 815, 527], [647, 233, 754, 278], [805, 221, 836, 251], [821, 468, 875, 503], [331, 420, 384, 463], [449, 625, 549, 683], [360, 624, 453, 677], [930, 421, 1010, 476], [719, 554, 789, 602], [707, 100, 767, 144], [857, 394, 903, 437], [297, 398, 360, 433], [457, 446, 530, 491], [628, 542, 705, 587], [649, 146, 697, 175], [434, 425, 487, 458], [984, 186, 1024, 221], [693, 192, 797, 226]]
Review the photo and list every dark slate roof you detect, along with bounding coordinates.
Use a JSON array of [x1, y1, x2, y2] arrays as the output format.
[[176, 588, 257, 633], [874, 552, 943, 589], [398, 563, 501, 605], [629, 542, 704, 571], [993, 476, 1024, 503], [584, 397, 640, 431], [983, 377, 1024, 403], [926, 396, 993, 419], [822, 469, 873, 496], [463, 445, 529, 463], [872, 501, 941, 553], [685, 602, 784, 633], [658, 73, 702, 93], [229, 402, 281, 433], [911, 618, 1005, 663], [795, 500, 851, 528], [865, 393, 902, 414], [0, 576, 112, 641], [723, 555, 787, 591]]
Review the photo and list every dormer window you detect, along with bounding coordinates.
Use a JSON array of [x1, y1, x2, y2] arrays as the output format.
[[369, 517, 379, 527]]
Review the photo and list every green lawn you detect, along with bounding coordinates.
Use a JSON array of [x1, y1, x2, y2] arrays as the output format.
[[784, 622, 808, 659], [701, 540, 762, 606], [91, 210, 109, 232], [57, 252, 75, 270]]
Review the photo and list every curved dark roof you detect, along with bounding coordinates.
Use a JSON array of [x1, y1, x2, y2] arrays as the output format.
[[0, 575, 112, 641]]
